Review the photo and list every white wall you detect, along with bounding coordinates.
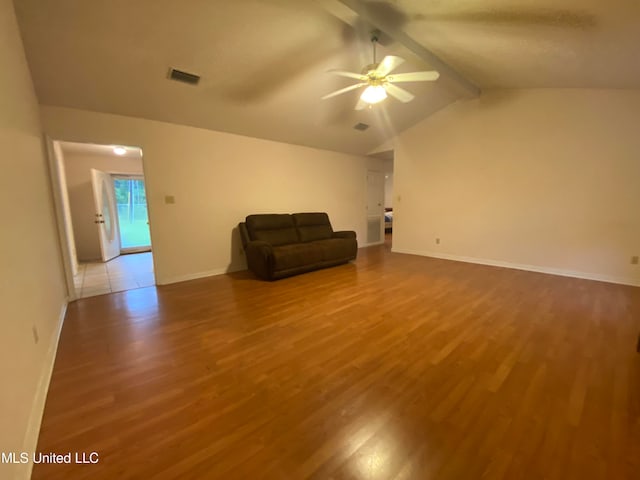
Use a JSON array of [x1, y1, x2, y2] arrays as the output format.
[[0, 1, 67, 479], [393, 89, 640, 286], [62, 151, 143, 261], [41, 106, 381, 284]]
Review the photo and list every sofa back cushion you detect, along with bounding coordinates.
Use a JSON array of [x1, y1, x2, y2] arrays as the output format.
[[245, 214, 298, 246], [293, 212, 333, 242]]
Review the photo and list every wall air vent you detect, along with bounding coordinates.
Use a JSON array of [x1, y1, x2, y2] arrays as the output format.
[[168, 68, 201, 85], [353, 123, 369, 131]]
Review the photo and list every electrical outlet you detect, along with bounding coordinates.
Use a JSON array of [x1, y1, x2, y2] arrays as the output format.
[[436, 238, 440, 245], [632, 255, 639, 265], [32, 325, 39, 344]]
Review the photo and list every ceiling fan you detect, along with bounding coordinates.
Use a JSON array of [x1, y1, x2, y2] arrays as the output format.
[[322, 33, 440, 110]]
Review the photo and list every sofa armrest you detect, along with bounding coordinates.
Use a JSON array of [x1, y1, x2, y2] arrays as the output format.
[[245, 241, 274, 280], [332, 230, 356, 239], [238, 222, 251, 249]]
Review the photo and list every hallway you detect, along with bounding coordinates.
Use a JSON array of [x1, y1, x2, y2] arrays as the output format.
[[73, 252, 154, 298]]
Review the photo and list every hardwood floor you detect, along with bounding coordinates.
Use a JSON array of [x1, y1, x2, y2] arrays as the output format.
[[33, 244, 640, 479]]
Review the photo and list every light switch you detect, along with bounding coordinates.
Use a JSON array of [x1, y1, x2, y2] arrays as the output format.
[[164, 195, 175, 204]]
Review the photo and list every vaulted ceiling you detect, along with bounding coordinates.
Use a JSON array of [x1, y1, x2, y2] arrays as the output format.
[[14, 0, 640, 155]]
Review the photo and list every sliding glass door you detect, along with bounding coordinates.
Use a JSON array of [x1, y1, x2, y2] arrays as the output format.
[[113, 176, 151, 252]]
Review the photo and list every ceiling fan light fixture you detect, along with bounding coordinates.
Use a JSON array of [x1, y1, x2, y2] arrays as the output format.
[[360, 85, 387, 104], [324, 32, 438, 109]]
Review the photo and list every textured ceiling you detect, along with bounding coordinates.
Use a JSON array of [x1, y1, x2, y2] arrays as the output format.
[[396, 0, 640, 88], [14, 0, 640, 155]]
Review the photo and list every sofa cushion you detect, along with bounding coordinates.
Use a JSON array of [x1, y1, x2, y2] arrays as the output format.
[[293, 212, 333, 242], [272, 243, 323, 271], [246, 214, 298, 246]]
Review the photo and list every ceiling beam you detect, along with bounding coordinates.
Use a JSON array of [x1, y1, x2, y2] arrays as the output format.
[[315, 0, 481, 97]]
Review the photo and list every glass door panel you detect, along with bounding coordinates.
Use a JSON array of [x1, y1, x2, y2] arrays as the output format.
[[113, 177, 151, 251]]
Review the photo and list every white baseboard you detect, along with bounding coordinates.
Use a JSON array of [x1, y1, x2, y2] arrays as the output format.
[[392, 248, 640, 287], [360, 241, 384, 248], [22, 299, 68, 480], [157, 267, 233, 285]]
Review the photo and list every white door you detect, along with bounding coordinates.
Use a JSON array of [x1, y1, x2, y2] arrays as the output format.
[[91, 168, 121, 262], [366, 171, 385, 244]]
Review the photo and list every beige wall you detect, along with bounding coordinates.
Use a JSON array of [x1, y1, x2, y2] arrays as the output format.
[[62, 151, 143, 261], [393, 89, 640, 286], [0, 1, 67, 479], [41, 106, 381, 284]]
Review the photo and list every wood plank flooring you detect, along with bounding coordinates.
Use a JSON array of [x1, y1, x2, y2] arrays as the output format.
[[33, 243, 640, 479]]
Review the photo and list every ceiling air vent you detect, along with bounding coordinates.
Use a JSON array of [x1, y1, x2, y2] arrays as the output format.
[[353, 123, 369, 131], [168, 68, 200, 85]]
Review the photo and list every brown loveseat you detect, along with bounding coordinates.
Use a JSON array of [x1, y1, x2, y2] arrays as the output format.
[[239, 212, 357, 280]]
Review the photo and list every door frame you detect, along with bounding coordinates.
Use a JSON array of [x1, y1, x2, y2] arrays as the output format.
[[111, 174, 152, 254], [44, 136, 77, 300], [44, 138, 157, 300]]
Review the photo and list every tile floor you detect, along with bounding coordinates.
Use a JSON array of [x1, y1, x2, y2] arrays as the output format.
[[73, 252, 155, 298]]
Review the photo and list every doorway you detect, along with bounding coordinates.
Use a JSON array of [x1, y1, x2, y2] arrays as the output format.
[[383, 155, 394, 250], [366, 170, 385, 245], [366, 150, 394, 248], [47, 140, 156, 299], [113, 176, 151, 253]]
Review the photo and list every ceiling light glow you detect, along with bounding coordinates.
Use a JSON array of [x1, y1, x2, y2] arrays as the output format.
[[360, 85, 387, 104], [113, 146, 127, 156]]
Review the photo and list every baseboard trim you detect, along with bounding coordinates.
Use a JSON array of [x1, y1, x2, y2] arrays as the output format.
[[392, 248, 640, 287], [157, 267, 232, 285], [158, 244, 386, 285], [360, 241, 384, 248], [22, 299, 68, 480]]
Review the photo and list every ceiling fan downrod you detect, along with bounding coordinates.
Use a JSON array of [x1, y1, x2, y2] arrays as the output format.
[[370, 32, 379, 64]]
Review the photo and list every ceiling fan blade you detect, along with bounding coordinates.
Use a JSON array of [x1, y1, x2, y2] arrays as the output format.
[[387, 71, 440, 83], [418, 9, 595, 28], [384, 83, 415, 103], [355, 98, 368, 111], [375, 56, 405, 76], [327, 70, 367, 81], [321, 83, 366, 100]]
